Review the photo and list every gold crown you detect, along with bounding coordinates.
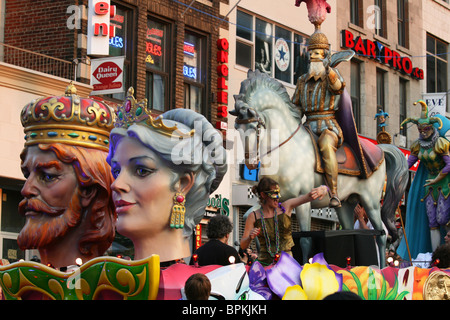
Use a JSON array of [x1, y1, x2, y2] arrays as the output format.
[[21, 82, 115, 152], [308, 28, 330, 51], [115, 87, 195, 138]]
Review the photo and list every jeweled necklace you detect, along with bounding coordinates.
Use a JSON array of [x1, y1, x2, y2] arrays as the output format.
[[259, 206, 281, 257]]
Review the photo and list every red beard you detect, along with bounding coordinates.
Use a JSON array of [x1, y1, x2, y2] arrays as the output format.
[[17, 195, 82, 250]]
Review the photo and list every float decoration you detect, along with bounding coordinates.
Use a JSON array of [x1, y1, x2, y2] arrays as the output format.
[[397, 100, 450, 259], [248, 261, 273, 300], [20, 82, 114, 152], [0, 255, 160, 300]]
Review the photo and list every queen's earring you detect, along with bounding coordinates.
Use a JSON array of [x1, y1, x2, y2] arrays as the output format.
[[170, 192, 186, 229]]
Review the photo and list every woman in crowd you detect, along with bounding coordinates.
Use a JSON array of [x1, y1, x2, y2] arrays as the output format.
[[240, 177, 327, 265]]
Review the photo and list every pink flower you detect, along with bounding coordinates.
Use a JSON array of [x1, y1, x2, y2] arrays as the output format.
[[295, 0, 331, 27]]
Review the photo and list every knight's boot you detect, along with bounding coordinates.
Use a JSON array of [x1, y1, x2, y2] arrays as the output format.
[[319, 130, 341, 208]]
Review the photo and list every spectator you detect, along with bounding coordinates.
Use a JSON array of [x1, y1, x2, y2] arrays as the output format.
[[190, 215, 241, 266], [430, 243, 450, 269], [184, 273, 211, 300]]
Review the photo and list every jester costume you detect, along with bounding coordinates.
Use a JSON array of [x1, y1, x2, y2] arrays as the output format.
[[397, 102, 450, 260]]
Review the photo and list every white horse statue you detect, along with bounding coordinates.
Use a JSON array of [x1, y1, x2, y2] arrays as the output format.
[[231, 70, 409, 267]]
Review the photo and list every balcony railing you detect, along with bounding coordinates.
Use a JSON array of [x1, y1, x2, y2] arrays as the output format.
[[0, 42, 75, 80]]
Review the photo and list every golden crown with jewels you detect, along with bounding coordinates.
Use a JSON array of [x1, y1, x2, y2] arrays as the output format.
[[21, 82, 115, 152], [114, 87, 195, 138]]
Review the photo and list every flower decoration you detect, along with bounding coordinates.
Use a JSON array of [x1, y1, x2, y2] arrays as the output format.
[[248, 261, 272, 300], [266, 252, 303, 298], [266, 252, 343, 300], [338, 266, 409, 300], [299, 253, 342, 300]]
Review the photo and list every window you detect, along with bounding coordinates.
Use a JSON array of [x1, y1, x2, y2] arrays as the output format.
[[376, 69, 386, 135], [108, 4, 134, 101], [184, 31, 207, 114], [350, 60, 361, 131], [255, 18, 273, 77], [399, 78, 408, 138], [350, 0, 363, 27], [293, 34, 309, 82], [236, 10, 309, 85], [0, 187, 26, 263], [426, 34, 448, 96], [374, 0, 386, 38], [146, 18, 171, 112], [397, 0, 409, 48], [236, 10, 253, 69]]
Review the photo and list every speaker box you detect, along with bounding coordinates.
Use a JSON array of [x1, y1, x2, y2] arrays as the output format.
[[292, 230, 381, 267]]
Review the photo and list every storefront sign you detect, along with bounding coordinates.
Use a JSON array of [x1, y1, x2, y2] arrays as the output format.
[[341, 29, 424, 80], [240, 162, 260, 182], [146, 23, 165, 69], [87, 0, 116, 56], [195, 224, 202, 249], [91, 56, 124, 94], [217, 38, 229, 125], [422, 93, 447, 117], [206, 194, 230, 216], [275, 38, 290, 72]]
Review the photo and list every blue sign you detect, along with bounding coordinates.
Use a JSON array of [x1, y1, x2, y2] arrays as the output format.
[[183, 65, 197, 79], [239, 162, 260, 182]]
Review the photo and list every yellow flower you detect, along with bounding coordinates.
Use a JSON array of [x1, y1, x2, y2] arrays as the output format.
[[300, 263, 340, 300], [282, 285, 308, 300]]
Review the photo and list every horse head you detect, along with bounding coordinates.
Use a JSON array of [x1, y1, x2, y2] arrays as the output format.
[[231, 70, 302, 170], [230, 95, 265, 170]]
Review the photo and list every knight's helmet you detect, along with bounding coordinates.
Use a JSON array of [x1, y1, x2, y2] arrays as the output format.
[[308, 25, 330, 51], [400, 100, 443, 131]]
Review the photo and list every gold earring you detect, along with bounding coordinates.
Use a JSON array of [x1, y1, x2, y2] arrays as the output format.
[[170, 192, 186, 229]]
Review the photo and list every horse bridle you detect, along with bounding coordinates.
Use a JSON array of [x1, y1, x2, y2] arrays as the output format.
[[235, 110, 301, 165]]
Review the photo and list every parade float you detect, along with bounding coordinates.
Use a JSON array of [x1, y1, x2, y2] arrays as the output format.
[[1, 0, 449, 301]]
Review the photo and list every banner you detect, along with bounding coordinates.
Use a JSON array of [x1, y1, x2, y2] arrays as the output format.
[[90, 56, 124, 95], [422, 92, 447, 117]]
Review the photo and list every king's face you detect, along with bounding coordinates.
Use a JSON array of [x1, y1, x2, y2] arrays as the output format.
[[20, 145, 79, 220]]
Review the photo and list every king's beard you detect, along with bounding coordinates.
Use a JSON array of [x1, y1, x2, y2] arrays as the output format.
[[17, 193, 82, 251], [309, 60, 326, 79]]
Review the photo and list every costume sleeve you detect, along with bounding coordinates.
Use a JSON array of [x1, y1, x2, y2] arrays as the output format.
[[328, 68, 345, 95], [410, 140, 420, 156], [434, 137, 450, 156], [292, 77, 302, 106], [408, 141, 420, 168], [434, 138, 450, 174], [442, 155, 450, 174]]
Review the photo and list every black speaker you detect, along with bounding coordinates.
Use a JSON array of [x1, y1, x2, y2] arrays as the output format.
[[292, 230, 380, 267]]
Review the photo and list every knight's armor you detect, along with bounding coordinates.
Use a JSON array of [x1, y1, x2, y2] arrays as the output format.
[[292, 69, 345, 145], [291, 27, 345, 207]]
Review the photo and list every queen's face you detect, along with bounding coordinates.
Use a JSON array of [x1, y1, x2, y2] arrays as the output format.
[[110, 137, 176, 239]]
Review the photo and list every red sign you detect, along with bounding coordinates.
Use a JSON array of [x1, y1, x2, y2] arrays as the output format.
[[341, 29, 424, 80], [358, 135, 419, 172], [195, 224, 202, 249], [92, 61, 122, 84], [216, 38, 229, 122], [91, 57, 124, 94]]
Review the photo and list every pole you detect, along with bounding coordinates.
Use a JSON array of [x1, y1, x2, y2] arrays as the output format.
[[398, 207, 412, 262]]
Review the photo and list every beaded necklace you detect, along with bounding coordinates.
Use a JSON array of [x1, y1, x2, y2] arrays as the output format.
[[259, 204, 285, 257]]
